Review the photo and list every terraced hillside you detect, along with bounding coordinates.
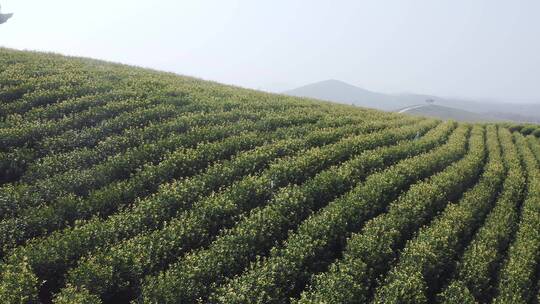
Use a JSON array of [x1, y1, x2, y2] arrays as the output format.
[[0, 48, 539, 304]]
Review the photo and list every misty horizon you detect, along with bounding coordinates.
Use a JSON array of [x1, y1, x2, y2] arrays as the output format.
[[267, 79, 540, 105], [1, 0, 539, 103]]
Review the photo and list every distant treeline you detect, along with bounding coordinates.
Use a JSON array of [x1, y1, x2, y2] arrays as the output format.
[[503, 123, 540, 138]]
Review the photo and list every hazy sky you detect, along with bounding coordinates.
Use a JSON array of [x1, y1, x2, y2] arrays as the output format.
[[1, 0, 539, 101]]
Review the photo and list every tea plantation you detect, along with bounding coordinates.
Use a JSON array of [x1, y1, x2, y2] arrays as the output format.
[[0, 48, 539, 304]]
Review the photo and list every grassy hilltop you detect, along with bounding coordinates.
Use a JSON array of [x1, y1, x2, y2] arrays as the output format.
[[0, 48, 540, 304]]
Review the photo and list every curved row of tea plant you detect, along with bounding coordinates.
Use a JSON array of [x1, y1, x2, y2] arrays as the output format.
[[1, 114, 382, 251], [372, 127, 519, 304], [295, 125, 483, 304], [140, 124, 467, 304], [0, 96, 177, 183], [207, 123, 464, 304], [1, 133, 311, 300], [491, 133, 540, 304], [56, 120, 443, 303], [21, 110, 262, 182], [437, 127, 526, 304], [0, 118, 433, 302], [0, 112, 325, 220], [0, 99, 338, 184], [0, 116, 409, 256]]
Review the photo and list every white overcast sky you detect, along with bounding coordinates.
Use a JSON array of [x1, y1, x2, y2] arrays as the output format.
[[1, 0, 539, 101]]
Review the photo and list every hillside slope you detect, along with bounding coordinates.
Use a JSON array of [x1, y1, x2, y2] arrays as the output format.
[[398, 104, 502, 122], [1, 48, 540, 304]]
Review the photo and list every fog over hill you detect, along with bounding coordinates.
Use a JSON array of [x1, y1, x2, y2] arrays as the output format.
[[285, 80, 540, 123]]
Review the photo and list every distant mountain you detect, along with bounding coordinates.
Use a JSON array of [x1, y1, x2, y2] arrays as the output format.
[[398, 104, 502, 123], [285, 80, 540, 123], [284, 79, 408, 111]]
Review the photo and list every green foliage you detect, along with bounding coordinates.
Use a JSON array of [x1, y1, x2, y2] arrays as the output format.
[[507, 123, 540, 138], [372, 126, 514, 303], [1, 48, 539, 304], [138, 121, 448, 303], [438, 127, 526, 303], [0, 259, 39, 304], [57, 120, 430, 302], [53, 285, 100, 304], [297, 125, 484, 304], [210, 122, 457, 304], [492, 133, 540, 304]]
